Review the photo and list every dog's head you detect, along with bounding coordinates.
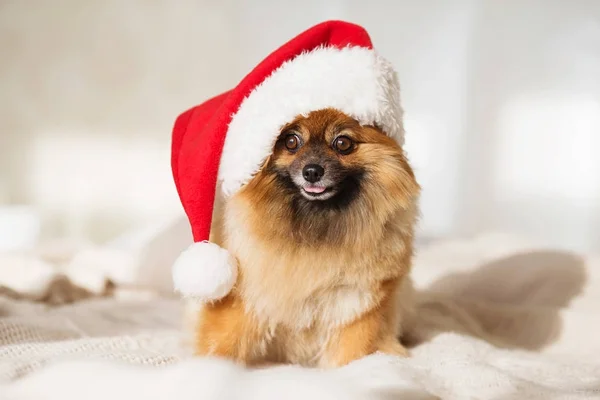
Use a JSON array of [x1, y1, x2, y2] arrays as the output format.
[[233, 108, 419, 245]]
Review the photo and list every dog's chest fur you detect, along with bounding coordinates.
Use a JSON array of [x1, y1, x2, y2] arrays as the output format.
[[240, 256, 386, 365], [264, 282, 382, 365], [214, 192, 413, 366], [224, 219, 400, 365], [234, 239, 385, 330]]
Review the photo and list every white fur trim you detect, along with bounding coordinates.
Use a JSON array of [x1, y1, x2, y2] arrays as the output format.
[[172, 241, 237, 301], [218, 46, 404, 197]]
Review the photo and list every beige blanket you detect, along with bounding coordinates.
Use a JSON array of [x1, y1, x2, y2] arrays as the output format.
[[1, 232, 600, 399]]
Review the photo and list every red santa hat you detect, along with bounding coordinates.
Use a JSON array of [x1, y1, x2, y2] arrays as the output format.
[[170, 20, 405, 301]]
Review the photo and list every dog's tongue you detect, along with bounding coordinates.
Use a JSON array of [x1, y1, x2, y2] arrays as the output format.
[[304, 185, 326, 194]]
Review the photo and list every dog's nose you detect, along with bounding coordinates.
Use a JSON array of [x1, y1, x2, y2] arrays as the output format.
[[302, 164, 324, 183]]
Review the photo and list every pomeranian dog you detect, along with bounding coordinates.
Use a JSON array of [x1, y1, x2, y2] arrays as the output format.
[[190, 108, 420, 368]]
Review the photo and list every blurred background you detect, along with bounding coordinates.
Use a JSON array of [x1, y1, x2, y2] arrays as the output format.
[[1, 0, 599, 254]]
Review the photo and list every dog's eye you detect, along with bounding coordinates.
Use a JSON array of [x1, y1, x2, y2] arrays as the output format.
[[285, 134, 301, 152], [333, 136, 354, 155]]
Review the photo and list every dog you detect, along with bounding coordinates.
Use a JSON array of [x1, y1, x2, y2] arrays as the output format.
[[189, 108, 420, 368]]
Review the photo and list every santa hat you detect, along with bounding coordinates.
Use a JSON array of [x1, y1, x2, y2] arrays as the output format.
[[170, 20, 405, 301]]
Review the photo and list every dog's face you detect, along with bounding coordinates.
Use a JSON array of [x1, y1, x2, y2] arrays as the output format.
[[234, 108, 419, 245], [270, 109, 365, 204]]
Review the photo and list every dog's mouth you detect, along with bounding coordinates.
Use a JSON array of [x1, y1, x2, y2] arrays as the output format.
[[303, 184, 327, 194], [284, 169, 362, 204], [299, 183, 337, 200]]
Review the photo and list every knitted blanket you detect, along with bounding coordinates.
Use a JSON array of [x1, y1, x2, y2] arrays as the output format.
[[1, 233, 600, 399]]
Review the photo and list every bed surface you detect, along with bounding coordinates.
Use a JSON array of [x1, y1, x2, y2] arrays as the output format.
[[1, 232, 600, 399]]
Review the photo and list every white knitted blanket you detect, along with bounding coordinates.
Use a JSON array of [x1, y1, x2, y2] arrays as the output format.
[[1, 232, 600, 399]]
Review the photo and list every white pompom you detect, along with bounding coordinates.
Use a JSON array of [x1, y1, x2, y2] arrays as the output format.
[[172, 241, 237, 302]]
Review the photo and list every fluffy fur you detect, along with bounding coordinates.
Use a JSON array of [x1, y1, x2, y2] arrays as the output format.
[[191, 109, 420, 368]]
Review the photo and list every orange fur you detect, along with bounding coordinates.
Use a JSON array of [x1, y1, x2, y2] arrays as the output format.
[[194, 294, 268, 366], [321, 278, 408, 367], [192, 108, 420, 367]]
